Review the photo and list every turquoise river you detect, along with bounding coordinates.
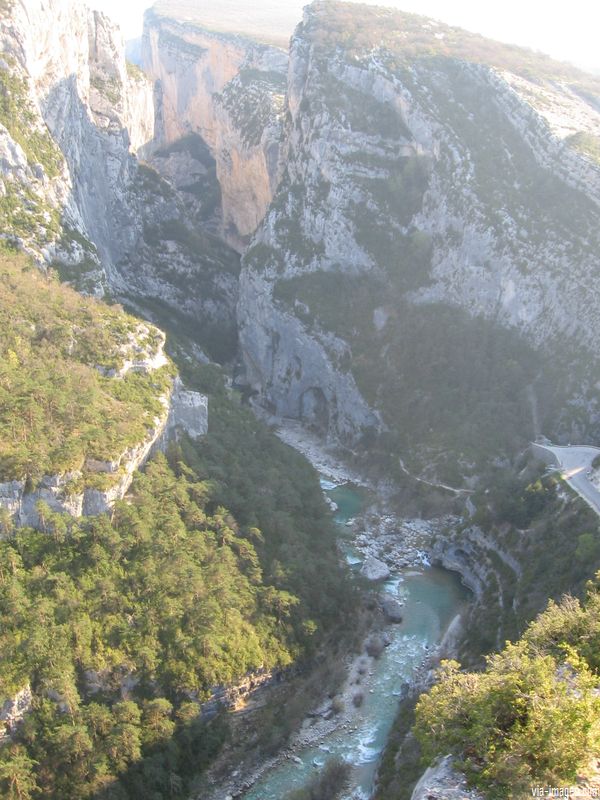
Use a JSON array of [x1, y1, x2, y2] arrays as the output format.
[[242, 479, 470, 800]]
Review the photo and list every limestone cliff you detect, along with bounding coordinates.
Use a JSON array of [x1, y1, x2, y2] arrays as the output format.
[[0, 686, 32, 740], [0, 322, 209, 529], [0, 0, 154, 280], [1, 0, 240, 359], [142, 8, 287, 247], [237, 2, 600, 450]]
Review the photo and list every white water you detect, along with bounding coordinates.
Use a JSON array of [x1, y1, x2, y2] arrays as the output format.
[[241, 482, 470, 800]]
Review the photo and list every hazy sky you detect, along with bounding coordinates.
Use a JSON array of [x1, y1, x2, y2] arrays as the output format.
[[93, 0, 600, 74]]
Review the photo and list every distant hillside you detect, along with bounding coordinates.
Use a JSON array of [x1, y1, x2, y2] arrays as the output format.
[[150, 0, 302, 47], [305, 1, 600, 94], [151, 0, 600, 84]]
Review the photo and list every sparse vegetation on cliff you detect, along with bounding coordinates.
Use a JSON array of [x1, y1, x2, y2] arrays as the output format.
[[305, 1, 600, 97], [218, 68, 285, 148], [459, 461, 600, 652], [126, 60, 146, 82], [0, 62, 62, 179], [0, 184, 61, 243], [274, 271, 563, 469], [568, 131, 600, 165]]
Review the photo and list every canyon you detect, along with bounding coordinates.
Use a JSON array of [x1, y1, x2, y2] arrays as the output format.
[[2, 0, 600, 797]]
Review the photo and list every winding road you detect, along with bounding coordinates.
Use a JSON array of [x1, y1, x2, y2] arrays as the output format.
[[532, 442, 600, 515]]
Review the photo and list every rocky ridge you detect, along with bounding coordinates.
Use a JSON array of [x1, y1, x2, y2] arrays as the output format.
[[410, 755, 483, 800], [0, 325, 206, 529]]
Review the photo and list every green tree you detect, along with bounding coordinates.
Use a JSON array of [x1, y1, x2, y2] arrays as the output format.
[[0, 745, 38, 800]]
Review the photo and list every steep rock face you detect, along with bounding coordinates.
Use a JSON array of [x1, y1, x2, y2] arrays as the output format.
[[240, 258, 380, 441], [124, 64, 156, 154], [213, 51, 287, 245], [1, 0, 154, 280], [1, 0, 240, 358], [238, 2, 600, 449], [0, 6, 100, 281], [431, 524, 523, 604], [148, 133, 223, 230], [142, 9, 287, 246], [142, 10, 246, 150], [160, 377, 209, 443]]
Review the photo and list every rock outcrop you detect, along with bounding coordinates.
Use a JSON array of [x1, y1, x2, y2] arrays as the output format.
[[161, 377, 209, 443], [411, 756, 483, 800], [0, 327, 174, 529], [380, 594, 403, 623], [429, 521, 524, 652], [361, 556, 391, 581], [0, 0, 154, 283], [0, 686, 33, 739], [0, 380, 209, 531]]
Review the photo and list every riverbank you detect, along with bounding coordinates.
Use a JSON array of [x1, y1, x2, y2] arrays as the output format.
[[242, 568, 469, 800], [276, 421, 462, 575], [204, 422, 472, 800], [200, 612, 378, 800], [275, 419, 373, 487], [350, 507, 458, 571]]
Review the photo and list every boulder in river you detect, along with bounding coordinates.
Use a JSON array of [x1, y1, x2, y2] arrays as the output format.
[[360, 556, 390, 581], [380, 595, 404, 623]]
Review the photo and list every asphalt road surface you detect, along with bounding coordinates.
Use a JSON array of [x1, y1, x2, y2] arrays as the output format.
[[533, 443, 600, 515]]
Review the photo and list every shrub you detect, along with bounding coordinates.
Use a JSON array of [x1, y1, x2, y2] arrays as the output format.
[[331, 696, 345, 715], [414, 583, 600, 798], [284, 758, 351, 800], [365, 635, 385, 658]]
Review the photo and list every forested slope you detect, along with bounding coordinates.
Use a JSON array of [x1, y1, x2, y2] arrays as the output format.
[[0, 250, 357, 799], [0, 431, 355, 800], [0, 248, 172, 485]]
